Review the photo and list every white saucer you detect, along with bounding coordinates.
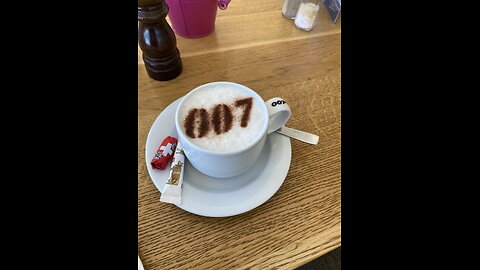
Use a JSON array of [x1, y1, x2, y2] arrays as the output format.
[[145, 97, 292, 217]]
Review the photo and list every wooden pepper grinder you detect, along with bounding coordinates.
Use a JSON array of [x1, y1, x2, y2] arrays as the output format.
[[138, 0, 182, 81]]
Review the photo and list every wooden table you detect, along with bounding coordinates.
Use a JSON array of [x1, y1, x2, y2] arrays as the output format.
[[138, 0, 341, 269]]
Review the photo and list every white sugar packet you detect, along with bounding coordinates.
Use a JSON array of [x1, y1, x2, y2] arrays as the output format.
[[160, 142, 185, 205], [138, 255, 144, 270]]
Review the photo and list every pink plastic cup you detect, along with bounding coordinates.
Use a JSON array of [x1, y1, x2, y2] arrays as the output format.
[[165, 0, 232, 38]]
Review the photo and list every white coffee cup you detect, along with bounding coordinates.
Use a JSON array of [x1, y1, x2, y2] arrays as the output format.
[[175, 82, 291, 178]]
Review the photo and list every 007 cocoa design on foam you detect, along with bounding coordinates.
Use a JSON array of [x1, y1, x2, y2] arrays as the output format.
[[212, 104, 233, 134], [183, 97, 253, 139], [184, 108, 210, 138], [235, 97, 253, 128]]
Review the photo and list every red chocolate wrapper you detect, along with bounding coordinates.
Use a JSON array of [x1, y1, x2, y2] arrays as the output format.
[[150, 136, 178, 170]]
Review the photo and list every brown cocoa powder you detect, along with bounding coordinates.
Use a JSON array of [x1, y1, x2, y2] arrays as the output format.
[[235, 97, 253, 128]]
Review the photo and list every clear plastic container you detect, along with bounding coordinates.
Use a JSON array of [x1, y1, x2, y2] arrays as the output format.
[[294, 0, 321, 31], [282, 0, 302, 19]]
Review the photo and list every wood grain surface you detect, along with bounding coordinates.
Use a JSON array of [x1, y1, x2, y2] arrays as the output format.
[[138, 0, 341, 269]]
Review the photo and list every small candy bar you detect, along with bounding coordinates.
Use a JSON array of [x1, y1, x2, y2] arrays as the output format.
[[150, 136, 178, 170]]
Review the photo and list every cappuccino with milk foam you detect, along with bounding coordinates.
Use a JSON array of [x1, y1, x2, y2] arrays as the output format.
[[178, 85, 266, 152]]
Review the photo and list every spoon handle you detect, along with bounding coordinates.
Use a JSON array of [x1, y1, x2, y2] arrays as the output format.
[[276, 126, 319, 145]]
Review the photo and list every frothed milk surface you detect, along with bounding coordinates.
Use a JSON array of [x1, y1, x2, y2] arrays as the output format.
[[179, 85, 266, 152]]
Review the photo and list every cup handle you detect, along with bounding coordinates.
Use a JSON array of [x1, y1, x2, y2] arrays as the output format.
[[265, 97, 291, 134]]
